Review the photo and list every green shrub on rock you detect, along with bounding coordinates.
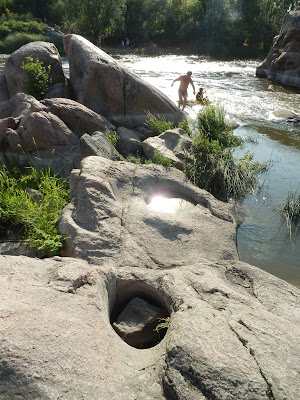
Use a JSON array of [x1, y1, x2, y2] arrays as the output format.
[[21, 56, 52, 100], [185, 105, 268, 201], [145, 111, 174, 135]]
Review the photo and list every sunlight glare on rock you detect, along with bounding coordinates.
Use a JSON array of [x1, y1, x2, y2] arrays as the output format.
[[147, 195, 195, 213]]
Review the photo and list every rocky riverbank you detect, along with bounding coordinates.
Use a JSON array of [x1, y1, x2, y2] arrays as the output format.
[[0, 34, 300, 400]]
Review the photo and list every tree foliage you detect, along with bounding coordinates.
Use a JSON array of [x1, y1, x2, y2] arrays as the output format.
[[2, 0, 300, 56]]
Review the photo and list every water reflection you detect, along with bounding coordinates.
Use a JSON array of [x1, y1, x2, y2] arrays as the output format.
[[147, 195, 195, 213]]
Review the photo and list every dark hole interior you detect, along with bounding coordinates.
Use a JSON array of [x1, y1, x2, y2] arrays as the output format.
[[110, 280, 170, 349]]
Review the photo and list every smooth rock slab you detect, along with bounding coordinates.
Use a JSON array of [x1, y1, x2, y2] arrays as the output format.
[[0, 255, 299, 399]]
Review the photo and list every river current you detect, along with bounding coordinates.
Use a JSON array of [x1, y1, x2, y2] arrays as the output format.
[[1, 53, 299, 288]]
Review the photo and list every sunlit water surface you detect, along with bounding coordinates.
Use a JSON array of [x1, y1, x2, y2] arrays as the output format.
[[1, 53, 299, 287]]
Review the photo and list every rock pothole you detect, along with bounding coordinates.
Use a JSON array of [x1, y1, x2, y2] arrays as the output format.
[[109, 280, 170, 349]]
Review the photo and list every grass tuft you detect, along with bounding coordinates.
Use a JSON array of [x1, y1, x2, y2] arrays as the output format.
[[282, 190, 300, 238], [145, 111, 174, 135], [185, 105, 268, 201]]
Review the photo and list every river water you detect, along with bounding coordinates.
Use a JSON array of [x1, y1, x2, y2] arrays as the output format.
[[1, 53, 299, 288]]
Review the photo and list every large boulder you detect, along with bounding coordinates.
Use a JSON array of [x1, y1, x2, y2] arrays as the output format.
[[3, 41, 65, 98], [63, 34, 184, 127], [0, 93, 80, 176], [59, 156, 237, 266], [256, 10, 300, 88]]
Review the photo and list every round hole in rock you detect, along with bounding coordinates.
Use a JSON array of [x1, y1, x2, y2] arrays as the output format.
[[145, 189, 196, 213], [109, 280, 171, 349]]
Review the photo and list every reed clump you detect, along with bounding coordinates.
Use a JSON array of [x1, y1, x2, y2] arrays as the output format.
[[0, 164, 70, 257], [282, 190, 300, 238], [185, 105, 268, 201]]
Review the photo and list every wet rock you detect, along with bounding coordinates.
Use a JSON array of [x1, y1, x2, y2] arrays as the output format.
[[273, 108, 300, 122]]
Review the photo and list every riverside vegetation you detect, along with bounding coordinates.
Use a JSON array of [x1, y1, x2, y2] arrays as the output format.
[[185, 105, 268, 201], [144, 106, 268, 202], [1, 0, 300, 57], [0, 10, 65, 54], [0, 164, 70, 257]]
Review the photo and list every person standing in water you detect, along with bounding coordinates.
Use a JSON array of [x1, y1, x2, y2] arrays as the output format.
[[171, 71, 195, 110]]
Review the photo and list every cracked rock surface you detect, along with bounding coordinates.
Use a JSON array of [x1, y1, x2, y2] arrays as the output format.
[[0, 253, 299, 399]]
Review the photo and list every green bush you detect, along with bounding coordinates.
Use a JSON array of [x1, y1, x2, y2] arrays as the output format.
[[153, 149, 173, 167], [178, 116, 192, 137], [0, 20, 46, 37], [197, 104, 242, 148], [0, 165, 70, 257], [104, 127, 119, 147], [185, 105, 267, 201], [21, 56, 52, 100], [144, 112, 193, 137], [145, 111, 174, 136], [0, 32, 50, 53]]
